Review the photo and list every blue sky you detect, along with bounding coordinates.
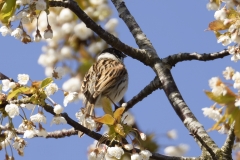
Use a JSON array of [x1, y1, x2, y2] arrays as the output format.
[[0, 0, 239, 159]]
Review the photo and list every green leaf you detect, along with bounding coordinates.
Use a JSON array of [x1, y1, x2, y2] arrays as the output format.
[[205, 91, 236, 105], [113, 107, 125, 122], [94, 114, 115, 125], [0, 0, 16, 25], [40, 77, 53, 89], [102, 98, 113, 116], [7, 86, 29, 100]]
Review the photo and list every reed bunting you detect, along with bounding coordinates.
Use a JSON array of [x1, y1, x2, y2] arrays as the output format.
[[81, 48, 128, 124]]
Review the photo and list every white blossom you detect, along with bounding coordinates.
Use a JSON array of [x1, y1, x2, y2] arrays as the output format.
[[54, 104, 64, 114], [88, 41, 106, 54], [11, 28, 23, 39], [218, 125, 229, 134], [206, 2, 219, 10], [36, 128, 48, 138], [86, 117, 96, 131], [223, 67, 235, 80], [23, 129, 36, 139], [30, 112, 47, 123], [38, 53, 58, 67], [60, 46, 72, 59], [58, 8, 74, 23], [0, 26, 11, 36], [123, 144, 133, 150], [140, 150, 152, 160], [51, 116, 67, 125], [202, 107, 222, 122], [1, 79, 16, 92], [17, 74, 29, 85], [44, 29, 53, 39], [52, 67, 68, 79], [235, 98, 240, 108], [61, 22, 75, 34], [5, 104, 19, 118], [16, 0, 31, 5], [167, 129, 177, 139], [95, 4, 111, 20], [105, 18, 118, 32], [217, 34, 231, 46], [228, 46, 240, 62], [76, 110, 85, 124], [20, 103, 35, 110], [107, 146, 124, 159], [18, 121, 28, 131], [89, 0, 104, 5], [131, 153, 141, 160], [209, 77, 227, 96], [45, 83, 58, 96], [121, 111, 134, 126], [36, 0, 46, 11], [164, 144, 189, 156], [140, 133, 146, 141], [0, 139, 10, 149], [231, 32, 240, 44], [74, 22, 93, 40], [214, 8, 227, 21], [13, 137, 27, 152], [88, 151, 97, 160], [62, 77, 81, 92], [232, 72, 240, 89], [63, 92, 78, 107]]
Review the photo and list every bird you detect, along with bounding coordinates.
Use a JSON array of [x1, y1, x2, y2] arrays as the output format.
[[80, 47, 128, 128]]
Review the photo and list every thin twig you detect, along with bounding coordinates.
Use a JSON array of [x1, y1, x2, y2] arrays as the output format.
[[125, 76, 162, 111], [162, 49, 230, 67]]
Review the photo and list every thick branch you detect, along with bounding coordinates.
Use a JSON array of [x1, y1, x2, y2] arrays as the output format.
[[221, 122, 235, 160], [162, 50, 230, 67], [111, 0, 155, 52], [125, 76, 162, 111], [190, 129, 217, 160], [153, 60, 219, 152], [48, 0, 150, 65]]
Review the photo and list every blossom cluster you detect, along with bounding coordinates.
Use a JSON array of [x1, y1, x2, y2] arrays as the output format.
[[202, 66, 240, 135], [206, 0, 240, 62], [0, 0, 50, 43], [0, 73, 80, 157]]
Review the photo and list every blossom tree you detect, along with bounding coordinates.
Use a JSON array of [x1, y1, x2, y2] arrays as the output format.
[[0, 0, 240, 159]]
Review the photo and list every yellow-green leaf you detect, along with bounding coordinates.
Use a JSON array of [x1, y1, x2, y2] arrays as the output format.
[[102, 98, 113, 116], [7, 86, 30, 100], [113, 107, 125, 121], [228, 8, 240, 19], [0, 0, 16, 24], [40, 77, 53, 89], [205, 91, 236, 105], [208, 20, 229, 31], [94, 114, 115, 125]]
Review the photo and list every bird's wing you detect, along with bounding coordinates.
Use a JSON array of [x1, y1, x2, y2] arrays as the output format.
[[93, 59, 127, 99]]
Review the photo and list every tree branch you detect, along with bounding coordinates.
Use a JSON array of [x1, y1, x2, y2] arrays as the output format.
[[108, 0, 220, 154], [0, 125, 78, 138], [48, 0, 150, 65], [221, 122, 235, 160], [111, 0, 155, 52], [162, 49, 230, 67], [125, 76, 162, 111]]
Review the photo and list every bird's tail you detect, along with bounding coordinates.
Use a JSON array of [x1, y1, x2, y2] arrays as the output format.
[[78, 100, 95, 137]]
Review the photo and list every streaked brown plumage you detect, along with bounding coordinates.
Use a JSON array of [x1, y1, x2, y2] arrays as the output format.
[[81, 48, 128, 117]]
